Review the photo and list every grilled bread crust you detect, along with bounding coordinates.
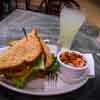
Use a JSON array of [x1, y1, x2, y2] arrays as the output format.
[[0, 29, 42, 70], [39, 39, 53, 68]]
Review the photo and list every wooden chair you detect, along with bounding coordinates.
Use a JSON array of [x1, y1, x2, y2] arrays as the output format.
[[15, 0, 30, 10], [39, 0, 80, 16], [15, 0, 80, 15], [23, 0, 43, 12]]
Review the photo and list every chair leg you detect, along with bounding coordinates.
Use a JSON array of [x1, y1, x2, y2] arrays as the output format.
[[69, 0, 80, 9], [64, 0, 80, 9], [15, 0, 18, 8], [39, 0, 48, 13], [25, 0, 31, 10]]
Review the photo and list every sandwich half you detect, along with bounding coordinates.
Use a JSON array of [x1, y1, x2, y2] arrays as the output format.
[[0, 29, 54, 79]]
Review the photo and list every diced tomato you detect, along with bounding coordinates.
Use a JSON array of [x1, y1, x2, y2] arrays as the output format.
[[60, 51, 86, 68]]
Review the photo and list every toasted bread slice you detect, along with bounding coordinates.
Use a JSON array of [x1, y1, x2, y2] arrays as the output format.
[[9, 37, 53, 68], [39, 39, 53, 68], [9, 29, 38, 46], [0, 29, 42, 70]]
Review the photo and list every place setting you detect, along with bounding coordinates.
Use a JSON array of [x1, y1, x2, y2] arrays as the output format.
[[0, 6, 96, 96]]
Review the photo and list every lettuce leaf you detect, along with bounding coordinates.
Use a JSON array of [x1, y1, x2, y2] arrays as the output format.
[[49, 54, 60, 74], [11, 57, 45, 88], [11, 54, 60, 88]]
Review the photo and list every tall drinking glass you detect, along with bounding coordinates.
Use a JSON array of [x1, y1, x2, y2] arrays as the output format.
[[59, 7, 85, 49]]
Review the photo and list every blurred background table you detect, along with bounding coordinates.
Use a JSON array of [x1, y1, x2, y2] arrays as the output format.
[[14, 0, 100, 28]]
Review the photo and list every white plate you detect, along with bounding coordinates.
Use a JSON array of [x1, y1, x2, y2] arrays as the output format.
[[0, 45, 94, 96]]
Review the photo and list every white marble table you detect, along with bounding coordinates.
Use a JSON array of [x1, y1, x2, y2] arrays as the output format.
[[0, 9, 59, 47]]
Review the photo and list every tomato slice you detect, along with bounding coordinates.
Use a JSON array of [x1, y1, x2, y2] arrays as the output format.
[[5, 66, 32, 78]]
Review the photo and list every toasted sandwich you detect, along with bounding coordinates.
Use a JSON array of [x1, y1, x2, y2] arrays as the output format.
[[0, 29, 54, 78]]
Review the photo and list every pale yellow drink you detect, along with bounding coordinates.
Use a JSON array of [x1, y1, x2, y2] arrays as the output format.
[[60, 7, 85, 49]]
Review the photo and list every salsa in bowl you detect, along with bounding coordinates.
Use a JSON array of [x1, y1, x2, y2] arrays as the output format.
[[57, 49, 87, 70], [57, 49, 88, 79]]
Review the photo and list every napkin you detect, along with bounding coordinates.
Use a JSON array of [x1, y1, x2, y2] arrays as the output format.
[[84, 53, 95, 78]]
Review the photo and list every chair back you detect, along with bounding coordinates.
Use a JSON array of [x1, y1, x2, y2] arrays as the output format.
[[16, 0, 80, 16], [40, 0, 80, 16]]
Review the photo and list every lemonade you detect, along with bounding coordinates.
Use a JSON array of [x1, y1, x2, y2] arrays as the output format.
[[60, 7, 85, 49]]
